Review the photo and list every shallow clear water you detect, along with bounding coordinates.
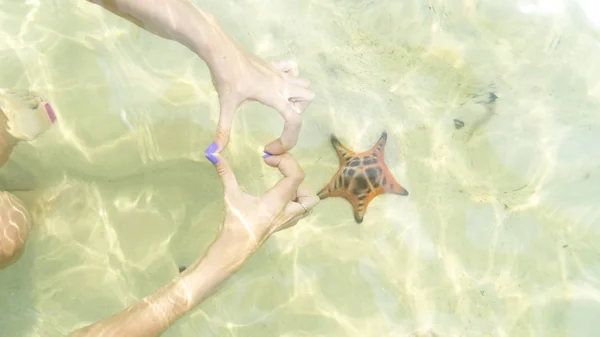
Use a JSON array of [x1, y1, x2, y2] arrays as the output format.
[[1, 0, 600, 336]]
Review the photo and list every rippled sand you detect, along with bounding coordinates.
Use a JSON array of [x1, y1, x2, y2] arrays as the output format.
[[1, 0, 600, 336]]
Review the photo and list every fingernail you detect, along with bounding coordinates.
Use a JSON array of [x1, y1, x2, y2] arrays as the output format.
[[205, 153, 218, 164], [45, 103, 56, 123], [204, 142, 218, 154], [262, 151, 272, 159]]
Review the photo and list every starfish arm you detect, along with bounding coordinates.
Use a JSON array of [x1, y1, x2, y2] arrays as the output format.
[[331, 135, 354, 164], [349, 190, 379, 224], [380, 166, 409, 196], [317, 171, 341, 199], [368, 132, 388, 156], [317, 184, 332, 199]]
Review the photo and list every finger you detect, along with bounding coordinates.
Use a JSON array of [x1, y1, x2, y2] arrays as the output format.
[[213, 96, 239, 153], [274, 188, 319, 233], [288, 86, 315, 113], [262, 153, 305, 207], [294, 183, 314, 200], [288, 85, 315, 103], [264, 109, 302, 155], [279, 188, 319, 227], [292, 99, 313, 115], [264, 83, 313, 155], [291, 183, 319, 216], [275, 219, 299, 233], [286, 183, 314, 218], [294, 187, 320, 214], [273, 60, 299, 77], [283, 195, 319, 222], [297, 193, 320, 211], [287, 76, 311, 88], [205, 152, 239, 195]]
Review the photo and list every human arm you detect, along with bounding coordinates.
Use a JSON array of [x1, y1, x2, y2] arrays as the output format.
[[85, 0, 241, 82], [69, 227, 255, 337], [69, 152, 319, 337], [85, 0, 315, 154], [0, 192, 32, 269], [0, 89, 56, 268]]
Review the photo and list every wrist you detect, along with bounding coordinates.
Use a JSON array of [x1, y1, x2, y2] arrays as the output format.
[[219, 224, 270, 258], [179, 226, 261, 306], [201, 41, 244, 87], [177, 11, 241, 79]]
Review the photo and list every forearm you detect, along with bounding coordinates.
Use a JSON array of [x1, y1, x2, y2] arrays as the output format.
[[70, 229, 256, 337], [180, 227, 257, 304], [86, 0, 242, 79], [69, 281, 189, 337]]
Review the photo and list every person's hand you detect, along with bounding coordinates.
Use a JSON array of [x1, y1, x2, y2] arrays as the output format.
[[209, 50, 315, 156], [0, 88, 56, 166], [0, 88, 56, 142], [208, 151, 319, 249]]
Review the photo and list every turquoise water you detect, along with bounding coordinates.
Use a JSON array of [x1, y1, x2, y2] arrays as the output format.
[[1, 0, 600, 336]]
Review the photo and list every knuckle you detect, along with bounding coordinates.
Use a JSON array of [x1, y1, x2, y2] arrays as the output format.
[[216, 164, 228, 176], [293, 166, 305, 183], [215, 125, 230, 140], [275, 153, 288, 165], [284, 109, 301, 122], [311, 196, 320, 207], [289, 112, 302, 124], [282, 139, 298, 151]]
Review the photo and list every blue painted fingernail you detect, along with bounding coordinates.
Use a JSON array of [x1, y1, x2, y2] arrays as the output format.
[[205, 153, 218, 164], [205, 142, 218, 154], [262, 151, 272, 159]]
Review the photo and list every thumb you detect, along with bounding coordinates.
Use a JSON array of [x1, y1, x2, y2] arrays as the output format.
[[205, 152, 239, 194], [213, 93, 239, 153]]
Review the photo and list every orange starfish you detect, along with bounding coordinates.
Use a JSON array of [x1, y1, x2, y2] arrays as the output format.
[[317, 132, 408, 223]]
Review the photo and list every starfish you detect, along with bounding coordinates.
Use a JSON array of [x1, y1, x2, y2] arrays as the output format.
[[317, 132, 408, 223]]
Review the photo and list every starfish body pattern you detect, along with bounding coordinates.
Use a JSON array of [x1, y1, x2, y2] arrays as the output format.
[[317, 132, 408, 223]]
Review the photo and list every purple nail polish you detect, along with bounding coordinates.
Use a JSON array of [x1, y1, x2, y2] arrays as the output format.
[[205, 153, 218, 164], [205, 142, 218, 154], [45, 103, 56, 124], [262, 151, 272, 159]]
